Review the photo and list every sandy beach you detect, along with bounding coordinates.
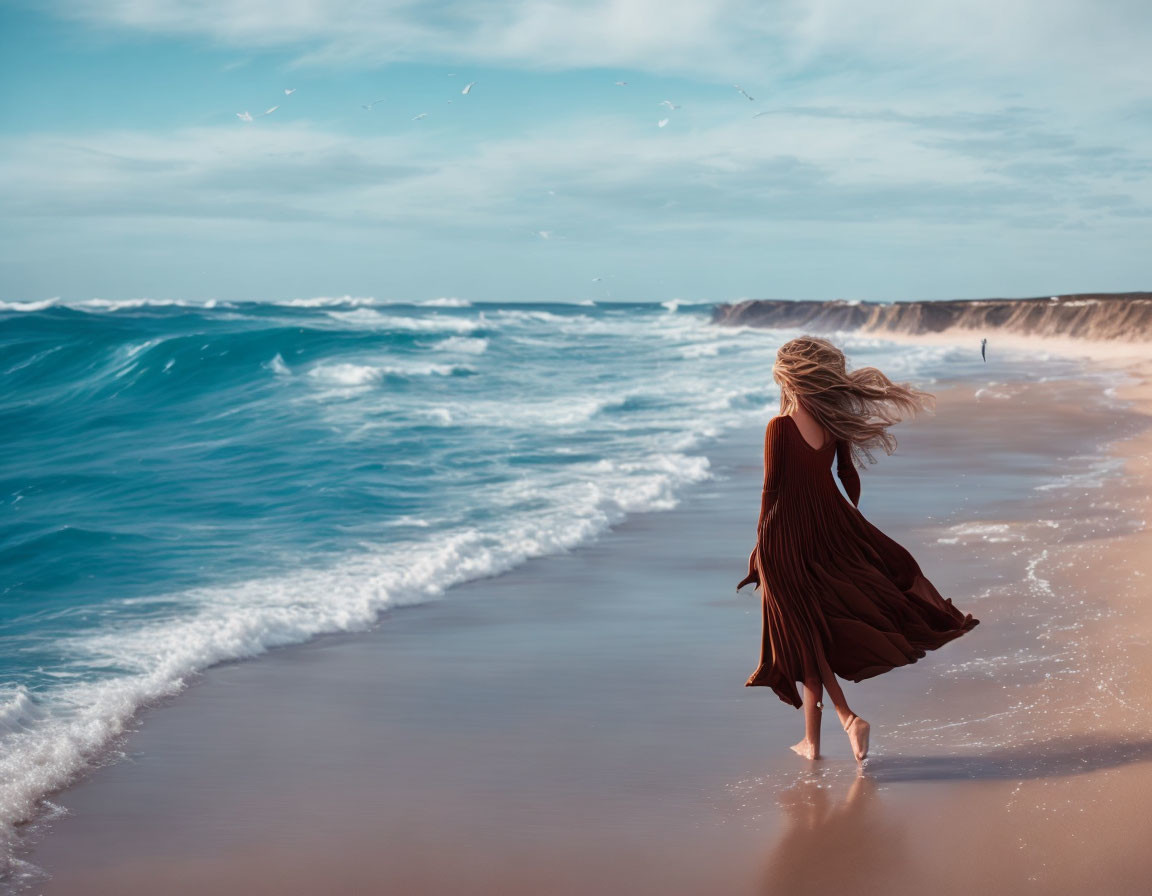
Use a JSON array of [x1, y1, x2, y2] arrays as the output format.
[[20, 352, 1152, 895]]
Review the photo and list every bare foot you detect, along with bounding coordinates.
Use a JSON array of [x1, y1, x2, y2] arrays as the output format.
[[790, 738, 820, 760], [844, 714, 870, 762]]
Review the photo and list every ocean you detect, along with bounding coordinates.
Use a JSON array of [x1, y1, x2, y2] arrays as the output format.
[[0, 296, 1124, 865]]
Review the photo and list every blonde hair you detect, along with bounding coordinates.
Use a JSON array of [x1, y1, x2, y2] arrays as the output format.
[[773, 335, 935, 467]]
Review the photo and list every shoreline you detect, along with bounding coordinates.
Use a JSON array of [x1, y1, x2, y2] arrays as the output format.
[[14, 342, 1152, 895]]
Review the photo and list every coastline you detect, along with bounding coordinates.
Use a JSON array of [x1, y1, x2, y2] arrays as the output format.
[[16, 344, 1152, 894]]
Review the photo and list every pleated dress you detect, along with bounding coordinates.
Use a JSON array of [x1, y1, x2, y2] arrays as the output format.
[[742, 414, 979, 709]]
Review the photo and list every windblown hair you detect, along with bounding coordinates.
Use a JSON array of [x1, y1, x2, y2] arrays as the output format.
[[773, 335, 935, 468]]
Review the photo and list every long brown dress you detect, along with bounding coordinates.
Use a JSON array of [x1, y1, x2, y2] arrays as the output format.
[[741, 414, 979, 709]]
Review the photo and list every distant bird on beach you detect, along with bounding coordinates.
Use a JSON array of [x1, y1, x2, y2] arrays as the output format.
[[284, 88, 296, 95], [461, 82, 475, 95], [236, 110, 253, 122], [981, 338, 988, 362], [733, 84, 755, 101]]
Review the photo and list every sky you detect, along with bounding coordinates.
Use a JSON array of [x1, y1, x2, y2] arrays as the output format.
[[1, 0, 1150, 304]]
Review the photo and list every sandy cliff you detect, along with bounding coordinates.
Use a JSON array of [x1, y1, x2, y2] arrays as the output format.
[[711, 293, 1152, 342]]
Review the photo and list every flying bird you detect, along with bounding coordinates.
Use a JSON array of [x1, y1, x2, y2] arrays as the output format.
[[752, 110, 770, 117], [461, 82, 475, 95], [657, 118, 669, 128], [614, 81, 628, 86], [236, 111, 253, 122], [412, 112, 428, 120], [981, 338, 988, 362], [361, 99, 386, 110], [261, 105, 279, 116], [658, 100, 681, 110], [733, 84, 755, 101], [284, 88, 296, 95], [538, 230, 552, 240]]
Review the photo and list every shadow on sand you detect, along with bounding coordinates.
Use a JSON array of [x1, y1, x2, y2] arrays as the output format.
[[862, 733, 1152, 783]]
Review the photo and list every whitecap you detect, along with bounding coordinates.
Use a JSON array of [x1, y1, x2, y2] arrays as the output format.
[[325, 310, 479, 334], [277, 295, 379, 308], [265, 354, 291, 376], [679, 342, 720, 358], [436, 336, 489, 355], [307, 361, 473, 386]]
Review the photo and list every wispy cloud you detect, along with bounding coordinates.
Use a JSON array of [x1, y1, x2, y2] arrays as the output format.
[[52, 0, 1152, 92], [4, 105, 1145, 236]]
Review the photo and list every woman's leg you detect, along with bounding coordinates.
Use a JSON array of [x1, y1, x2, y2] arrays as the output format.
[[814, 648, 854, 729], [814, 642, 871, 760], [791, 674, 823, 759]]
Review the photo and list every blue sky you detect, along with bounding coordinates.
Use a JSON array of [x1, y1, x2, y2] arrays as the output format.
[[1, 0, 1150, 303]]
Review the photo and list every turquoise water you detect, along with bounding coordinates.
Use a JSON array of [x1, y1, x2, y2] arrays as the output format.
[[0, 296, 1096, 859]]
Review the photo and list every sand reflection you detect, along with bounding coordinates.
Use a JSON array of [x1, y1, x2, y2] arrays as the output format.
[[759, 769, 908, 896]]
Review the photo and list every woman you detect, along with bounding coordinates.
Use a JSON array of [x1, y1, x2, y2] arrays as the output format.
[[736, 336, 979, 763]]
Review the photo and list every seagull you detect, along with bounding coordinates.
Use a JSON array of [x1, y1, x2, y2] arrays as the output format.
[[236, 110, 253, 122], [538, 230, 552, 240], [981, 338, 988, 362], [657, 118, 669, 128], [461, 81, 475, 95], [284, 88, 296, 95], [752, 110, 770, 117], [361, 99, 386, 110], [658, 100, 681, 110], [261, 105, 279, 116], [733, 84, 755, 101], [412, 112, 428, 120], [614, 80, 628, 86]]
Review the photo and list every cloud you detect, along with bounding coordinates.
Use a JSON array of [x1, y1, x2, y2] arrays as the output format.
[[49, 0, 1152, 94], [3, 99, 1147, 247], [52, 0, 762, 76]]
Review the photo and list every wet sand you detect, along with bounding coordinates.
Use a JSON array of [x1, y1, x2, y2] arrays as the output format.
[[22, 359, 1152, 895]]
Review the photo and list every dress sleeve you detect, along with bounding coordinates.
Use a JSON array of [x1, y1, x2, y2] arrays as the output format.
[[757, 416, 787, 528], [836, 439, 861, 507], [739, 418, 787, 592]]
